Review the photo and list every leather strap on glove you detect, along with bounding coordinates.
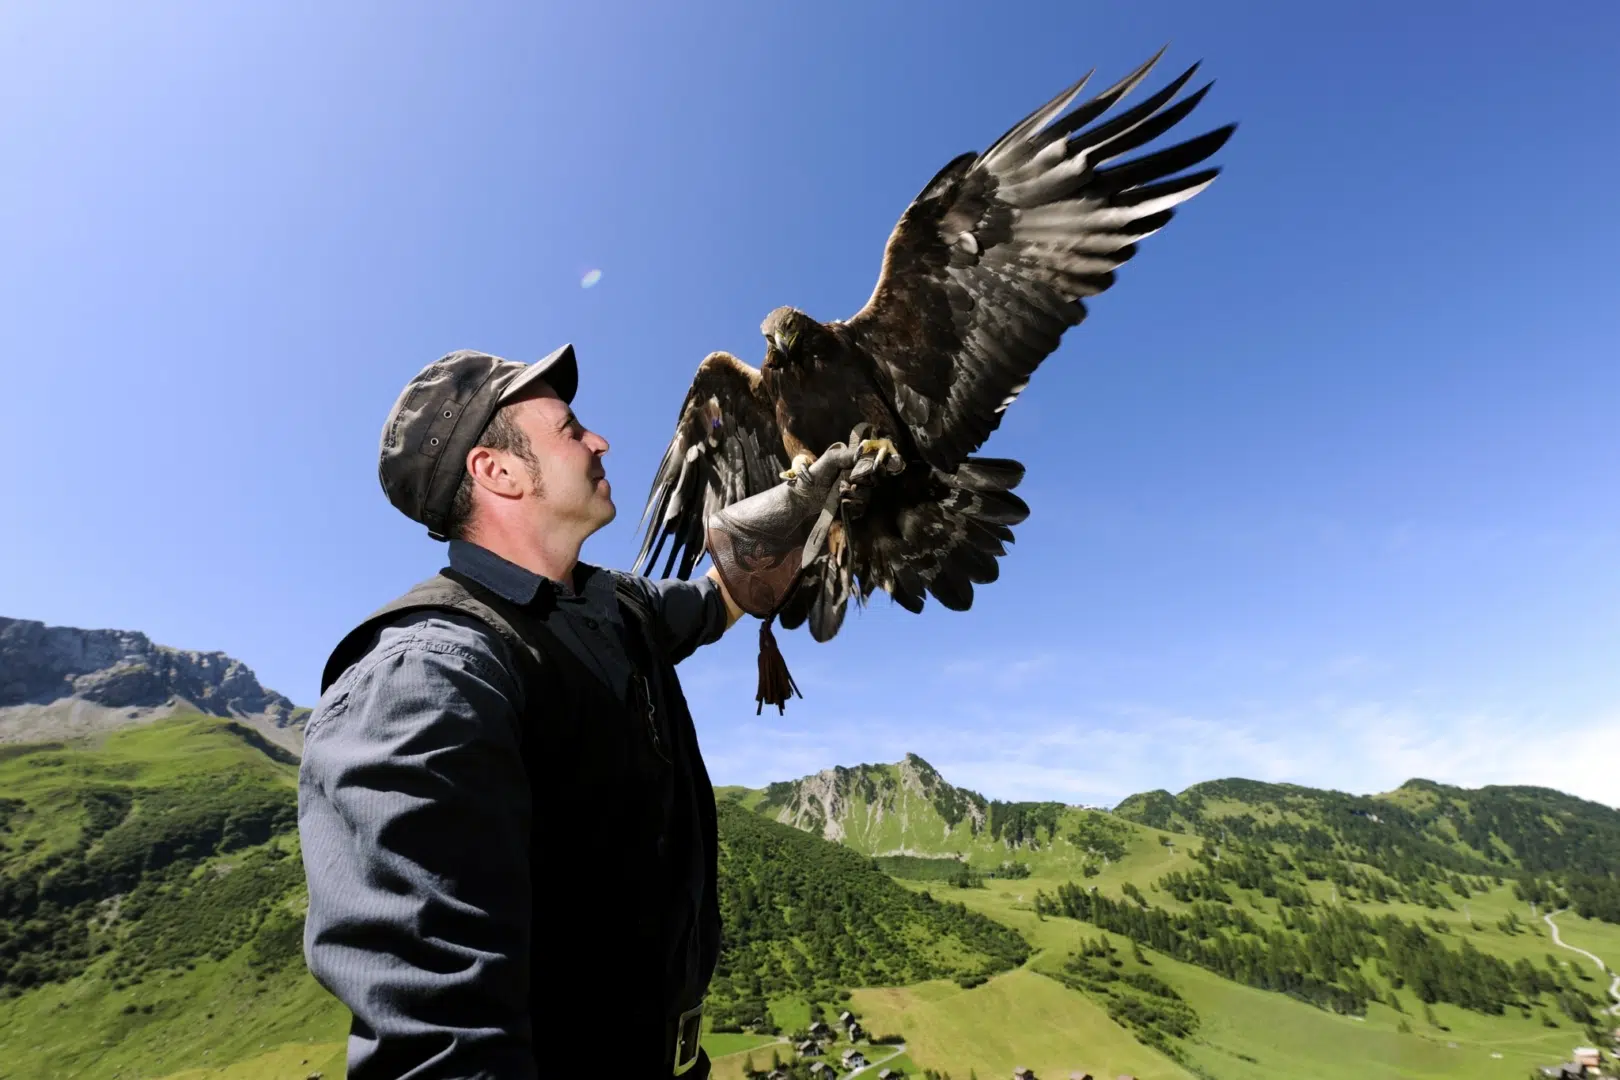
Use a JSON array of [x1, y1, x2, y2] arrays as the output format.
[[705, 438, 868, 714]]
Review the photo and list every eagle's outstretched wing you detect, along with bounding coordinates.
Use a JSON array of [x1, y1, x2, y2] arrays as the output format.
[[842, 48, 1235, 471], [634, 351, 788, 579]]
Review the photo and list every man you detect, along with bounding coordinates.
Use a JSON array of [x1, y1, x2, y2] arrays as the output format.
[[300, 346, 867, 1079]]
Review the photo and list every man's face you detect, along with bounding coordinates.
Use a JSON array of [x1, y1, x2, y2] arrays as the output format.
[[499, 382, 615, 536]]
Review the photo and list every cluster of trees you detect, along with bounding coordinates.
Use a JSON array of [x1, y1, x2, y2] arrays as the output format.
[[1119, 776, 1620, 926], [1512, 873, 1620, 923], [872, 855, 973, 882], [1112, 789, 1190, 832], [1036, 882, 1371, 1013], [1054, 933, 1200, 1059], [0, 774, 297, 994], [1433, 783, 1620, 875], [988, 861, 1031, 880], [987, 801, 1064, 848], [869, 855, 1030, 885], [107, 846, 305, 985], [707, 802, 1027, 1031], [1065, 812, 1131, 863], [1036, 879, 1611, 1021], [1563, 874, 1620, 922]]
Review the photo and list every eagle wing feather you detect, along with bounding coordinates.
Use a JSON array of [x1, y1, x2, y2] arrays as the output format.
[[842, 48, 1235, 471], [633, 351, 788, 579]]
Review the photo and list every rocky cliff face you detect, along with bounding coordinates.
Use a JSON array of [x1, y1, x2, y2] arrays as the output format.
[[755, 753, 990, 854], [0, 616, 303, 747]]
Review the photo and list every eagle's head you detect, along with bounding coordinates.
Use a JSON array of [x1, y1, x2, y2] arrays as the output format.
[[760, 307, 818, 371]]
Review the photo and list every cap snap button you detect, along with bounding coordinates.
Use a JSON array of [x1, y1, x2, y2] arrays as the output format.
[[429, 437, 440, 446]]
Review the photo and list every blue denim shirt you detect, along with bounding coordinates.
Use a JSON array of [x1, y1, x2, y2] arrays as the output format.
[[298, 540, 726, 1080]]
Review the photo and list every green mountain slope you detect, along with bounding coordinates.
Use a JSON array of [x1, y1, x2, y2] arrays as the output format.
[[1024, 777, 1620, 1072], [1114, 776, 1620, 919], [707, 799, 1029, 1031], [733, 759, 1620, 1077], [0, 716, 343, 1080]]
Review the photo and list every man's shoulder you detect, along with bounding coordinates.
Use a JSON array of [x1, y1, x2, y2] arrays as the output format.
[[315, 609, 522, 720]]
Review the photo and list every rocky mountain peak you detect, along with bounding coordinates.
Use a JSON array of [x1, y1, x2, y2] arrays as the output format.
[[756, 754, 990, 849], [0, 615, 303, 748]]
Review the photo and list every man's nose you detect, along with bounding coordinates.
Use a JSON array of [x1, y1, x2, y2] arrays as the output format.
[[587, 431, 610, 455]]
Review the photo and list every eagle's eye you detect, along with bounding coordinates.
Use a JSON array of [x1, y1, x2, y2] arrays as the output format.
[[774, 330, 792, 354]]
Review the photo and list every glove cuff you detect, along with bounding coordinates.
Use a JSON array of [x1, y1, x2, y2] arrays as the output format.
[[705, 483, 817, 617]]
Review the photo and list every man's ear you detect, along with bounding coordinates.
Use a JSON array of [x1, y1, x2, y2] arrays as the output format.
[[465, 445, 525, 497]]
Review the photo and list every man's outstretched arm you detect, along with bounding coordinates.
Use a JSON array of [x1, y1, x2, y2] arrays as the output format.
[[706, 564, 746, 629], [299, 613, 534, 1080]]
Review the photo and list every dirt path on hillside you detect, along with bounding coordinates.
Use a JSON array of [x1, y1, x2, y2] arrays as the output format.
[[1544, 909, 1620, 1016]]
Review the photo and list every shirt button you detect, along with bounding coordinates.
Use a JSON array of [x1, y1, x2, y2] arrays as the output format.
[[583, 618, 598, 630]]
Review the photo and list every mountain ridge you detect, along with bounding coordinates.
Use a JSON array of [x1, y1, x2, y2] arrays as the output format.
[[0, 615, 307, 753], [734, 754, 1620, 891]]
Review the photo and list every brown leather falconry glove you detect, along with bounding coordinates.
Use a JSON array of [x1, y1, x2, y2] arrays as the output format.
[[705, 434, 889, 714], [706, 440, 864, 617]]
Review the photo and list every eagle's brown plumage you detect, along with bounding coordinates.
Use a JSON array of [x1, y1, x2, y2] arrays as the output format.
[[636, 48, 1234, 641]]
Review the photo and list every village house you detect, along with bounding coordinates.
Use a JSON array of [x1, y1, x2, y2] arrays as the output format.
[[838, 1010, 855, 1026], [796, 1039, 822, 1057], [1069, 1073, 1094, 1080], [809, 1021, 832, 1038], [847, 1021, 866, 1041], [1538, 1046, 1612, 1080], [808, 1063, 832, 1077], [843, 1048, 869, 1070], [1013, 1068, 1037, 1080], [878, 1069, 902, 1079]]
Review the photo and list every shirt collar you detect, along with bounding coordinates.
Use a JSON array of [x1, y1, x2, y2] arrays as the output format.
[[447, 539, 612, 608]]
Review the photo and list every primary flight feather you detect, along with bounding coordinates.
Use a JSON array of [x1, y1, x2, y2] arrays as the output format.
[[636, 48, 1234, 641]]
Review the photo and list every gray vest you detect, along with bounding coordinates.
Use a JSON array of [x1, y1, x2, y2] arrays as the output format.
[[322, 565, 721, 1069]]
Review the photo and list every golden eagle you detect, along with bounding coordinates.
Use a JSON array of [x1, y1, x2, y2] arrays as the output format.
[[636, 48, 1233, 644]]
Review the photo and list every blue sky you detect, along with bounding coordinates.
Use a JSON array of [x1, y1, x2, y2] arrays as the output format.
[[4, 2, 1617, 808]]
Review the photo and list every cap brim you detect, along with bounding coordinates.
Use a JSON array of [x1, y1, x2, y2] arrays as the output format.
[[499, 343, 578, 405]]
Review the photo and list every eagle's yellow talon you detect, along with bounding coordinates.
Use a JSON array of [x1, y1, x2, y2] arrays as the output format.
[[781, 452, 816, 481], [856, 437, 903, 474]]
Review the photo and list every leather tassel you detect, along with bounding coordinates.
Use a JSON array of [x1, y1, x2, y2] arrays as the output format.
[[755, 615, 802, 715]]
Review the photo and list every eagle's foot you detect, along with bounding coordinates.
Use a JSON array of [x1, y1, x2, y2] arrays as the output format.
[[780, 452, 816, 482], [855, 437, 905, 478]]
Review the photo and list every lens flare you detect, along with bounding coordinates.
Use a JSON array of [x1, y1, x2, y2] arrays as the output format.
[[580, 269, 602, 289]]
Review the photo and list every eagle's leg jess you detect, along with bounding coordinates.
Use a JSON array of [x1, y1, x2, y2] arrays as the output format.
[[780, 452, 816, 482]]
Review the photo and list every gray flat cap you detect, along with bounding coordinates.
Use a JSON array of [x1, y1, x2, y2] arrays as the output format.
[[378, 344, 578, 540]]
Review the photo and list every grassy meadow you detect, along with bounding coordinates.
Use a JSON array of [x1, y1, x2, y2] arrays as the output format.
[[901, 866, 1619, 1080]]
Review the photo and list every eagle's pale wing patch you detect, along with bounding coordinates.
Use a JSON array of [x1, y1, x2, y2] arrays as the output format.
[[634, 351, 788, 580], [843, 49, 1234, 471]]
